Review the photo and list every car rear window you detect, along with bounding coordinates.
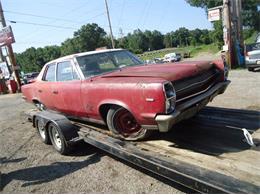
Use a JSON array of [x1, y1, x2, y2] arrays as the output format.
[[57, 61, 79, 81], [246, 43, 260, 52], [44, 64, 56, 81]]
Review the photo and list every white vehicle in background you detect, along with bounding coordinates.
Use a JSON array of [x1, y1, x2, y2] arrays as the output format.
[[245, 42, 260, 71], [163, 53, 181, 63]]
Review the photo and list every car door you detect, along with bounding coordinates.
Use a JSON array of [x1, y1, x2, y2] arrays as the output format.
[[53, 60, 84, 116], [37, 63, 57, 110]]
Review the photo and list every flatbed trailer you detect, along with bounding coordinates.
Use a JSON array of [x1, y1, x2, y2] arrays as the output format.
[[26, 106, 260, 193]]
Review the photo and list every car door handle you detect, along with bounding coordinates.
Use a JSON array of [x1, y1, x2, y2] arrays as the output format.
[[38, 89, 42, 93], [52, 90, 58, 94]]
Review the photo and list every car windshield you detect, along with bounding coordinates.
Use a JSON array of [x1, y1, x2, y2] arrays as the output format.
[[76, 50, 144, 78]]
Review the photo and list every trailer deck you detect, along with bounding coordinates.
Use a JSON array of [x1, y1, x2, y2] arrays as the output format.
[[26, 106, 260, 193]]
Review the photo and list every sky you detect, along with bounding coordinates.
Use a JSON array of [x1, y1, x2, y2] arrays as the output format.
[[2, 0, 213, 53]]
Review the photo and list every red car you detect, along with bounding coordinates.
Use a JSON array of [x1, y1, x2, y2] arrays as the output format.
[[22, 49, 230, 140]]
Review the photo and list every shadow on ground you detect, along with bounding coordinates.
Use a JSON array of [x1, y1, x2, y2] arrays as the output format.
[[145, 106, 260, 156], [1, 147, 102, 189], [0, 157, 27, 165]]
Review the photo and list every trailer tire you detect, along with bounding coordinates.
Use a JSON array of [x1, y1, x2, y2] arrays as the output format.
[[35, 116, 51, 144], [107, 106, 150, 141], [48, 122, 71, 155]]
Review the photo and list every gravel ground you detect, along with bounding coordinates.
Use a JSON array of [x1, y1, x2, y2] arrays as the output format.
[[209, 69, 260, 110], [0, 69, 259, 193]]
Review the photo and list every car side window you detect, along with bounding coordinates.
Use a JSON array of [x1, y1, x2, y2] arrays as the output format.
[[57, 61, 79, 81], [44, 64, 56, 82]]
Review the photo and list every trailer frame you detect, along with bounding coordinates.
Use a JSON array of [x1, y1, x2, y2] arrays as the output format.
[[25, 107, 260, 194]]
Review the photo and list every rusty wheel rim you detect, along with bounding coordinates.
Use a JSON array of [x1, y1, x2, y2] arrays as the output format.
[[113, 109, 141, 135]]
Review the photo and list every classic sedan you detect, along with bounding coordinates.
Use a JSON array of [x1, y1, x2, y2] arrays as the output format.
[[22, 49, 230, 140]]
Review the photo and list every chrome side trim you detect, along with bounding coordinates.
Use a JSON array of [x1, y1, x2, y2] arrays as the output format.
[[141, 125, 158, 130], [68, 116, 106, 125]]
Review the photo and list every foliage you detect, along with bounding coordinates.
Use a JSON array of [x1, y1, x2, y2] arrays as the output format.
[[244, 30, 258, 44], [16, 24, 216, 73], [138, 44, 219, 61], [16, 46, 61, 72], [61, 23, 108, 56], [186, 0, 260, 31], [241, 0, 260, 31]]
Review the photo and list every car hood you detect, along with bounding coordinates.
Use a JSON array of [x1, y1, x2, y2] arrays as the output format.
[[101, 61, 214, 81]]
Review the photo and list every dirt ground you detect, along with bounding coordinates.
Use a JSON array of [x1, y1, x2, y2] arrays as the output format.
[[0, 69, 259, 193]]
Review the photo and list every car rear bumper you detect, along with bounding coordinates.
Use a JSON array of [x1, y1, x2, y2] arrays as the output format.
[[246, 59, 260, 67], [154, 80, 230, 132]]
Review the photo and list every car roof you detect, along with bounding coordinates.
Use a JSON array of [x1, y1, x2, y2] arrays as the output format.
[[46, 48, 124, 65]]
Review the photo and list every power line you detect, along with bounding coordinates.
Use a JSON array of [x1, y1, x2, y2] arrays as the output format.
[[142, 0, 152, 27], [117, 0, 125, 27], [14, 1, 91, 42], [137, 0, 149, 27], [78, 12, 106, 24], [8, 20, 77, 30], [15, 41, 61, 45], [7, 11, 106, 32], [4, 10, 77, 23]]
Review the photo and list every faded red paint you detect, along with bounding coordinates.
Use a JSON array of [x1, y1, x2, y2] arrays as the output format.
[[21, 52, 225, 127]]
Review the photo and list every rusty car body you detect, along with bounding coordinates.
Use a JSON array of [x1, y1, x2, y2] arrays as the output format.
[[22, 49, 230, 140]]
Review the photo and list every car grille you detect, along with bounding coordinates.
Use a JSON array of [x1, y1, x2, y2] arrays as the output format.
[[173, 67, 221, 104]]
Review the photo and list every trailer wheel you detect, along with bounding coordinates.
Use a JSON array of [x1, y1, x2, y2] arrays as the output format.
[[107, 106, 149, 141], [48, 122, 71, 155], [35, 116, 51, 144]]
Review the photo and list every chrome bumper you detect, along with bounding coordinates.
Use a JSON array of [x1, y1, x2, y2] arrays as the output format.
[[155, 80, 230, 132]]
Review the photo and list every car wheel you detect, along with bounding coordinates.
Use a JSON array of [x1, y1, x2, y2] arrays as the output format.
[[35, 116, 51, 144], [48, 123, 70, 155], [107, 106, 149, 141]]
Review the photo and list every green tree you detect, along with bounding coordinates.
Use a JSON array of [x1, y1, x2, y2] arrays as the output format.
[[61, 38, 79, 56], [127, 29, 149, 53], [61, 23, 108, 55], [174, 27, 190, 47], [143, 30, 164, 51], [163, 33, 172, 48], [74, 23, 107, 52], [186, 0, 260, 31]]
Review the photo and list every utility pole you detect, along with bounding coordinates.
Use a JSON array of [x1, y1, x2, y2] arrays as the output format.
[[223, 0, 235, 68], [231, 0, 243, 46], [234, 0, 243, 47], [0, 0, 21, 90], [104, 0, 115, 49]]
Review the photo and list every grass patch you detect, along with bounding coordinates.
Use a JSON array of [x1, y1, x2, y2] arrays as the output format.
[[244, 31, 258, 44], [138, 44, 219, 61]]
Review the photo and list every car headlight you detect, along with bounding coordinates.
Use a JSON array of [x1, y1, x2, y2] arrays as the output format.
[[163, 82, 176, 113]]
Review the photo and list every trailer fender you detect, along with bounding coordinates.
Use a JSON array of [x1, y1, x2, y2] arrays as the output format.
[[34, 111, 79, 142]]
